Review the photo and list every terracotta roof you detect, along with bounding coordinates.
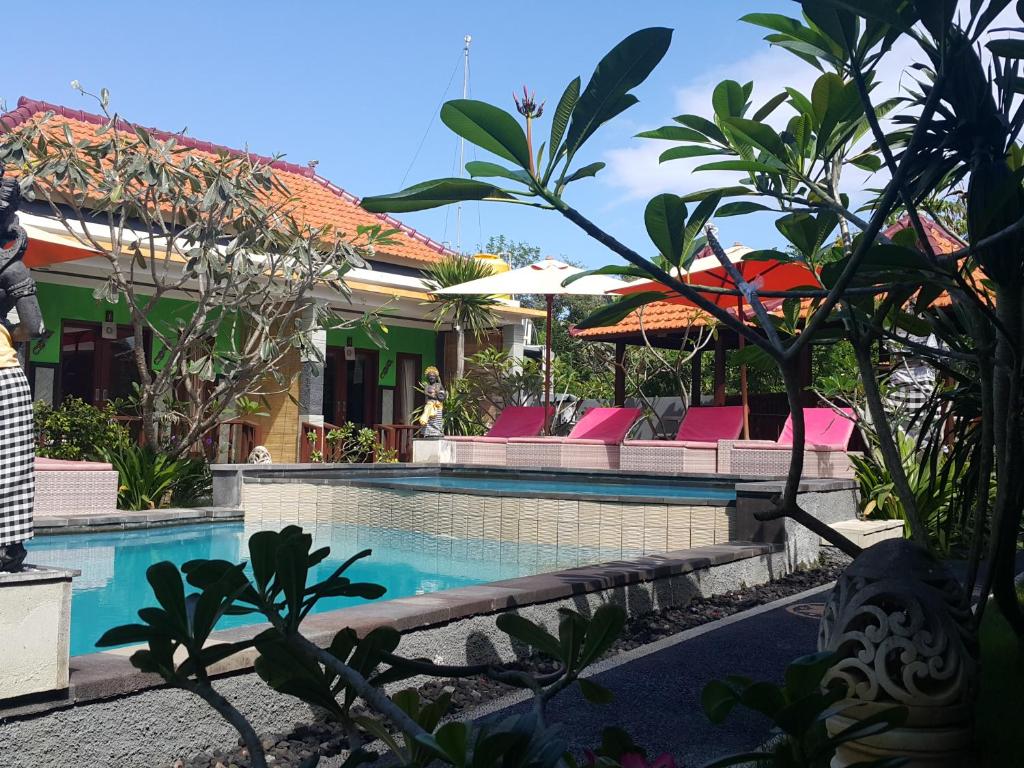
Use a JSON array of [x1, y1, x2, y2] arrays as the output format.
[[0, 97, 453, 266], [574, 216, 972, 341]]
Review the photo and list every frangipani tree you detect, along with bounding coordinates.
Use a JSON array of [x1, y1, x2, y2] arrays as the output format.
[[364, 3, 1024, 637], [1, 89, 393, 457]]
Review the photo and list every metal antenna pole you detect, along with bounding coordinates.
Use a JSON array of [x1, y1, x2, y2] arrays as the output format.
[[455, 34, 471, 254]]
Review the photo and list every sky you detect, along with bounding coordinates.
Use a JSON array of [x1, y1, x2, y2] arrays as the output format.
[[1, 1, 1007, 268]]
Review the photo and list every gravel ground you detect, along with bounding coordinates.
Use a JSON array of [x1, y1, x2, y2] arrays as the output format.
[[173, 550, 851, 768]]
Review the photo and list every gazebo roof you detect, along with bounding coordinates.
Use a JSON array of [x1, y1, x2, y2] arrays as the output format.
[[572, 216, 969, 343]]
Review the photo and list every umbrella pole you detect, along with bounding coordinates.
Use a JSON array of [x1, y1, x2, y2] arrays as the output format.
[[738, 296, 750, 439], [544, 294, 553, 435]]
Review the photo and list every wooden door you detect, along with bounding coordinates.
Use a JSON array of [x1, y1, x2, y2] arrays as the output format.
[[324, 348, 379, 427], [58, 321, 146, 406]]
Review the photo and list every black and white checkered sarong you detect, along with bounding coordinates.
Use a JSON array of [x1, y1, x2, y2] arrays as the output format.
[[0, 366, 34, 545]]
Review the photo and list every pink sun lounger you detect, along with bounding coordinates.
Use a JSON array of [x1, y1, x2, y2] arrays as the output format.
[[506, 406, 643, 470], [444, 406, 552, 465], [717, 407, 857, 478], [620, 405, 746, 474]]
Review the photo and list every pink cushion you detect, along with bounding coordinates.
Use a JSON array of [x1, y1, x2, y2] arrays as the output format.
[[675, 406, 745, 442], [778, 408, 856, 450], [567, 407, 642, 442], [35, 456, 114, 471], [486, 406, 552, 438]]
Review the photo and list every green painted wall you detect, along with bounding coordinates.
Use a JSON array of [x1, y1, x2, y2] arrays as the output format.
[[34, 281, 437, 387], [32, 282, 196, 367], [326, 324, 436, 387]]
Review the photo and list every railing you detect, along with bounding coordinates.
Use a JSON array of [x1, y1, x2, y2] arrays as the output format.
[[375, 424, 419, 463], [213, 419, 260, 464], [107, 415, 258, 463]]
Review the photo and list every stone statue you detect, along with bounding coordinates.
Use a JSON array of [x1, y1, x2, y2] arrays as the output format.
[[418, 366, 446, 438], [247, 445, 273, 464], [0, 168, 47, 572]]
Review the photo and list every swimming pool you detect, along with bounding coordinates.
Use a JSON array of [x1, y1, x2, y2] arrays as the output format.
[[29, 521, 627, 656]]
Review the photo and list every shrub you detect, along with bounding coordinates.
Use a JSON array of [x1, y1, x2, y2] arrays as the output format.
[[322, 422, 398, 463], [101, 443, 211, 510], [34, 397, 131, 461]]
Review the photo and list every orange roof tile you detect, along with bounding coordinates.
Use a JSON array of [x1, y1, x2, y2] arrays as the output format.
[[0, 97, 453, 267]]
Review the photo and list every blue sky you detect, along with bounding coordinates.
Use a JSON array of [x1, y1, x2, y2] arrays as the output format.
[[4, 1, 796, 267]]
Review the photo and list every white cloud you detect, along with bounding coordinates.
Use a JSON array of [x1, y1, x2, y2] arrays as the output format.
[[600, 2, 1015, 204]]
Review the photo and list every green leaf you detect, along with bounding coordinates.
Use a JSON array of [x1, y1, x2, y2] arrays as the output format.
[[679, 185, 752, 203], [716, 201, 773, 216], [987, 38, 1024, 59], [549, 77, 581, 159], [658, 145, 723, 163], [146, 562, 188, 635], [578, 677, 615, 704], [752, 91, 790, 122], [784, 650, 838, 698], [558, 609, 587, 671], [578, 604, 626, 668], [440, 99, 531, 169], [562, 264, 656, 286], [636, 125, 711, 143], [465, 161, 533, 185], [565, 27, 673, 156], [673, 114, 727, 144], [645, 194, 688, 264], [495, 614, 563, 659], [701, 679, 740, 724], [563, 161, 606, 184], [575, 291, 668, 330], [694, 159, 784, 174], [248, 530, 279, 595], [738, 680, 787, 718], [712, 80, 748, 119], [361, 178, 513, 214], [720, 117, 788, 159], [683, 192, 723, 257], [96, 623, 157, 647]]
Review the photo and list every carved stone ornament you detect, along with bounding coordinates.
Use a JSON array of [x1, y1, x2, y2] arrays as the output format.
[[817, 538, 978, 766], [247, 445, 273, 464]]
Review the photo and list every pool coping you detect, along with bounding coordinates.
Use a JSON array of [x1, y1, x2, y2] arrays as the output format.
[[1, 540, 780, 719], [214, 463, 853, 507], [34, 507, 244, 536]]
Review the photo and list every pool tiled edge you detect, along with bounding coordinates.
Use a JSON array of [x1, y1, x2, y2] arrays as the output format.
[[2, 539, 781, 718], [34, 507, 244, 535]]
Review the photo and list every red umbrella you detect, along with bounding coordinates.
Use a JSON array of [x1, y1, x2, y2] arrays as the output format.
[[614, 246, 816, 438]]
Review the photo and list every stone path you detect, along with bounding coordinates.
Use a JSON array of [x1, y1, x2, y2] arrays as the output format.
[[468, 584, 835, 766]]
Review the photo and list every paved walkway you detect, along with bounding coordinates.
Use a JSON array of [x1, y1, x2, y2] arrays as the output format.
[[471, 584, 835, 766]]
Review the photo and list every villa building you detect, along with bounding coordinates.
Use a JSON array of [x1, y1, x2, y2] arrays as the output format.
[[1, 97, 541, 461]]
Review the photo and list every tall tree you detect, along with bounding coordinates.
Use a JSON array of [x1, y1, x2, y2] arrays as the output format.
[[1, 91, 390, 456], [422, 255, 501, 379]]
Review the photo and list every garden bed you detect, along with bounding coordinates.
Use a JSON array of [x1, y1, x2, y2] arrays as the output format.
[[173, 550, 851, 768]]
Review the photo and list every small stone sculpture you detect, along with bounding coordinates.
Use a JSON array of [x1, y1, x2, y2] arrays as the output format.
[[418, 366, 446, 438], [0, 168, 47, 572], [247, 445, 273, 464]]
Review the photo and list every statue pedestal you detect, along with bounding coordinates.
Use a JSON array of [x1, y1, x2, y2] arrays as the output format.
[[412, 439, 453, 465], [0, 565, 77, 703]]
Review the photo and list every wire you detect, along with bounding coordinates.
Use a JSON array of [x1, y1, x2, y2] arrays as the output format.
[[399, 51, 463, 188]]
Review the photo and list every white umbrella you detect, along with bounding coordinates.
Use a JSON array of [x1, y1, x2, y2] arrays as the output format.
[[433, 257, 624, 433]]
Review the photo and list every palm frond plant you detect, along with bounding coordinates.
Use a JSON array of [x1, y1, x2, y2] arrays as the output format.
[[422, 255, 502, 379]]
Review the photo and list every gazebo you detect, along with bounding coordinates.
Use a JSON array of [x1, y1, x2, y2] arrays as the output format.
[[570, 217, 967, 441]]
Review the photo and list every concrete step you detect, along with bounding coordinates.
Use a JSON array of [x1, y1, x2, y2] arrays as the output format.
[[827, 518, 904, 549]]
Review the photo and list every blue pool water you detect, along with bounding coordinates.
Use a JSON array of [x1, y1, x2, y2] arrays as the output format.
[[368, 474, 736, 502], [29, 522, 625, 656]]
